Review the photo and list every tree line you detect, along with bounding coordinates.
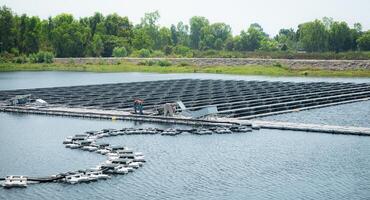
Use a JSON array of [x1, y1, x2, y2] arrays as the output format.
[[0, 6, 369, 59]]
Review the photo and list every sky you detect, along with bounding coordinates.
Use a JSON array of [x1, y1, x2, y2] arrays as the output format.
[[1, 0, 369, 36]]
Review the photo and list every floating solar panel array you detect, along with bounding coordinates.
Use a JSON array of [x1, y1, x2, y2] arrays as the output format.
[[1, 79, 370, 119]]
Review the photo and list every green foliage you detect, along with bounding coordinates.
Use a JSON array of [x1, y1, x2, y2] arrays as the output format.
[[190, 16, 209, 49], [328, 22, 352, 52], [29, 51, 54, 63], [13, 55, 28, 63], [259, 39, 279, 51], [357, 31, 370, 51], [131, 49, 151, 58], [237, 24, 267, 51], [137, 59, 172, 66], [151, 50, 165, 57], [138, 60, 156, 66], [157, 60, 172, 66], [50, 14, 90, 57], [0, 6, 16, 53], [112, 46, 127, 57], [298, 20, 328, 52], [178, 62, 190, 66], [173, 45, 192, 57], [0, 6, 369, 59]]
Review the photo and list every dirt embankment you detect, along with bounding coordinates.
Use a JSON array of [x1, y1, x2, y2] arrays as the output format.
[[54, 58, 370, 70]]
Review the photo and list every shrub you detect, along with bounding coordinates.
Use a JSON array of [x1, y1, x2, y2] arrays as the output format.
[[272, 62, 283, 67], [138, 49, 151, 58], [13, 55, 28, 64], [173, 45, 192, 57], [157, 60, 172, 67], [29, 51, 54, 63], [163, 45, 173, 55], [138, 60, 155, 66], [151, 50, 165, 57], [178, 62, 190, 66], [112, 47, 128, 57], [0, 52, 16, 63]]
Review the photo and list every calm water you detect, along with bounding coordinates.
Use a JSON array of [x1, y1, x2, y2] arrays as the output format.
[[1, 72, 370, 199], [261, 100, 370, 128], [1, 113, 370, 200], [1, 71, 370, 90]]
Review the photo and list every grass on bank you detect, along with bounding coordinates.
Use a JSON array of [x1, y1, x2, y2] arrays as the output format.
[[1, 62, 370, 77]]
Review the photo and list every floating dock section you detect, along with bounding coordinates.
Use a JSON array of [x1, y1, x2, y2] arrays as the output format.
[[1, 79, 370, 119], [244, 120, 370, 136]]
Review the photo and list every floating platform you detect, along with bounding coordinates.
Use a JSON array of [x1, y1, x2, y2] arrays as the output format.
[[1, 79, 370, 119], [1, 79, 370, 136], [245, 120, 370, 136]]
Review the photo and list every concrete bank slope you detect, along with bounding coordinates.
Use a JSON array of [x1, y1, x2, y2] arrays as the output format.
[[1, 105, 370, 137], [54, 57, 370, 70]]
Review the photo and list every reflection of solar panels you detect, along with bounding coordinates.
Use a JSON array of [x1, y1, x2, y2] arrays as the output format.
[[1, 79, 370, 119]]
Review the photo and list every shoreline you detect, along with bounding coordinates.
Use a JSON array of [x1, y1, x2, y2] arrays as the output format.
[[2, 62, 370, 77]]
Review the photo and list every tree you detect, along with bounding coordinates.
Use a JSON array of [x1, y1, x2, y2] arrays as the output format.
[[357, 31, 370, 51], [158, 27, 172, 49], [189, 16, 209, 49], [90, 34, 104, 56], [24, 16, 41, 54], [50, 14, 90, 57], [87, 12, 104, 37], [132, 27, 154, 50], [139, 11, 161, 49], [350, 23, 363, 50], [275, 28, 298, 50], [176, 21, 190, 46], [200, 23, 232, 50], [238, 24, 267, 51], [103, 14, 133, 50], [170, 24, 178, 45], [259, 39, 279, 51], [100, 35, 126, 57], [0, 6, 15, 53], [298, 20, 328, 52], [328, 21, 352, 52]]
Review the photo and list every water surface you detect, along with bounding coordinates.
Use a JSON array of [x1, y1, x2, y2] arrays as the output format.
[[1, 113, 369, 200], [1, 72, 370, 199]]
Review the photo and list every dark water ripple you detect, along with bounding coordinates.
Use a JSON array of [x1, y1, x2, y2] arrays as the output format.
[[1, 113, 370, 200]]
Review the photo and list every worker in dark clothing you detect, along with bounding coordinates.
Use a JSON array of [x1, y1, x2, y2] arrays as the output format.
[[133, 98, 144, 115]]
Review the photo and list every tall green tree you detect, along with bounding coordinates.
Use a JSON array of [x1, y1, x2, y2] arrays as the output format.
[[237, 23, 267, 51], [88, 34, 104, 57], [350, 23, 363, 50], [170, 24, 178, 46], [23, 16, 41, 54], [158, 27, 172, 49], [132, 27, 154, 50], [275, 28, 298, 50], [357, 31, 370, 51], [298, 20, 328, 52], [200, 23, 231, 50], [176, 22, 190, 46], [139, 11, 160, 49], [189, 16, 209, 49], [0, 6, 15, 53], [50, 14, 90, 57], [328, 21, 352, 52]]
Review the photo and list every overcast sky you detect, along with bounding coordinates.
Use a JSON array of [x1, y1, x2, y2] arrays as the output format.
[[2, 0, 369, 36]]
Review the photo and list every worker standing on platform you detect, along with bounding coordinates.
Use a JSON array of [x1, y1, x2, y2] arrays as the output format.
[[133, 98, 144, 115]]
